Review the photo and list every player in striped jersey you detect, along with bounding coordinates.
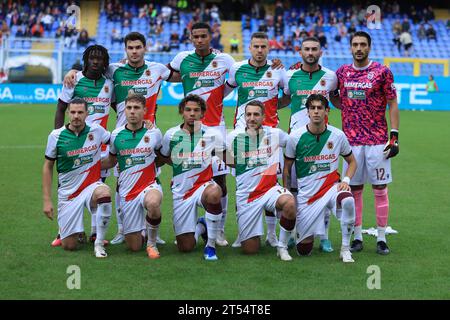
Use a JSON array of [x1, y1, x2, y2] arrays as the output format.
[[226, 100, 296, 261], [278, 37, 339, 252], [283, 94, 357, 263], [158, 95, 225, 261], [43, 98, 112, 258], [101, 94, 162, 259], [225, 31, 287, 248], [52, 45, 112, 247]]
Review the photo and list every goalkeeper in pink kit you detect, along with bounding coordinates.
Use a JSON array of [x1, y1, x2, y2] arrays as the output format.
[[334, 31, 400, 255]]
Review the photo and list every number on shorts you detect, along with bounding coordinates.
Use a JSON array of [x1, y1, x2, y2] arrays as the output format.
[[376, 168, 385, 180], [217, 161, 223, 172]]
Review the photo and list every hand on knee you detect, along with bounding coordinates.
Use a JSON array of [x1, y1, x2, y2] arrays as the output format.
[[296, 239, 313, 256]]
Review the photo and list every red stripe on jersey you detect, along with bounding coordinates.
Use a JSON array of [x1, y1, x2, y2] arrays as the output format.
[[247, 163, 279, 203], [68, 161, 101, 200], [96, 114, 109, 129], [125, 163, 156, 201], [262, 96, 279, 128], [307, 170, 340, 205], [201, 84, 224, 126], [183, 164, 213, 200], [145, 93, 158, 123]]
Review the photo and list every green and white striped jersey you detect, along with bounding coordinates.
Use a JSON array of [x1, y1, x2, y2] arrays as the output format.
[[285, 125, 352, 205], [227, 126, 288, 203], [160, 125, 225, 200], [109, 125, 162, 201], [59, 71, 113, 129], [169, 49, 235, 127], [284, 64, 337, 131], [107, 61, 171, 127], [227, 59, 287, 129], [45, 124, 110, 200]]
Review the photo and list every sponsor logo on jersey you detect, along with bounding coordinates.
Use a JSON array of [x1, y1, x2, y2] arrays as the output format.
[[67, 144, 98, 157], [87, 105, 106, 115], [212, 61, 218, 68], [266, 71, 272, 78], [303, 154, 336, 162], [178, 151, 208, 158], [247, 88, 268, 98], [194, 79, 214, 88], [347, 90, 366, 99], [121, 79, 153, 86], [88, 133, 94, 141], [83, 97, 111, 103], [144, 136, 150, 143], [309, 162, 331, 174], [242, 81, 274, 88], [119, 147, 152, 156], [242, 147, 272, 158], [295, 89, 328, 96], [327, 141, 333, 149], [132, 87, 148, 95], [344, 82, 372, 89], [189, 71, 221, 78]]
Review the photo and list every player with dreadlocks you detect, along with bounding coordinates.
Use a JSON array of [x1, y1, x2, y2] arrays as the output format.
[[51, 44, 113, 247]]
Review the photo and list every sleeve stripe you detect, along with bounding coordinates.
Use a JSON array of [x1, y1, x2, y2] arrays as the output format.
[[284, 155, 296, 160], [226, 80, 238, 89], [45, 155, 56, 161], [342, 151, 353, 157]]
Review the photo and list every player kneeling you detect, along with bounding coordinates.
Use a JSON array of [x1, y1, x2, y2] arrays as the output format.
[[158, 95, 225, 261], [102, 94, 163, 259], [227, 101, 296, 261], [283, 94, 357, 263], [42, 98, 112, 258]]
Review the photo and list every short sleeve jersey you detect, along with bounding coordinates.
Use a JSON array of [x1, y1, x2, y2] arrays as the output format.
[[227, 60, 287, 129], [59, 71, 113, 129], [109, 125, 162, 201], [227, 126, 288, 203], [45, 124, 110, 200], [285, 125, 352, 205], [284, 64, 337, 131], [335, 61, 397, 146], [107, 61, 171, 127], [160, 125, 225, 200], [169, 49, 235, 127]]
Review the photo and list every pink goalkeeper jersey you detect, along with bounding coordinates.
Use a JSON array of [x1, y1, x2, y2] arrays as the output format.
[[336, 61, 397, 146]]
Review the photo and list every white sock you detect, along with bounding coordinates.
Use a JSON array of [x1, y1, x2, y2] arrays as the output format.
[[320, 211, 330, 241], [377, 226, 386, 242], [278, 226, 292, 249], [115, 191, 123, 234], [95, 201, 112, 246], [91, 214, 97, 234], [341, 220, 353, 248], [205, 212, 222, 248], [218, 195, 228, 232], [194, 221, 206, 243], [146, 220, 159, 247], [265, 215, 277, 238], [354, 225, 363, 241]]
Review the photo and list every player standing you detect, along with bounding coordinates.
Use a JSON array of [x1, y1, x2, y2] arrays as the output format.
[[102, 94, 163, 258], [283, 94, 357, 263], [52, 45, 112, 247], [159, 95, 225, 260], [43, 98, 112, 258], [278, 36, 338, 252], [226, 101, 296, 261], [335, 31, 399, 255]]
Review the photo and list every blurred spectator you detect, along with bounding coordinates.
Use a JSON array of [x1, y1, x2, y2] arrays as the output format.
[[399, 30, 413, 56], [211, 30, 223, 51], [258, 23, 268, 33], [274, 1, 284, 21], [251, 3, 265, 20], [180, 28, 190, 44], [348, 22, 356, 36], [0, 68, 8, 83], [230, 34, 239, 54], [170, 9, 180, 24], [162, 42, 171, 52], [112, 28, 123, 43], [161, 4, 172, 22], [401, 17, 410, 32], [169, 32, 180, 50], [274, 16, 284, 37], [64, 26, 77, 48], [15, 26, 25, 37], [426, 75, 438, 92], [335, 22, 347, 42], [147, 39, 163, 52], [392, 20, 402, 35], [317, 32, 328, 49], [410, 6, 421, 24], [285, 37, 294, 54], [41, 7, 54, 31], [292, 27, 302, 42], [417, 24, 426, 41], [123, 19, 130, 28], [287, 11, 298, 27], [71, 60, 83, 71], [268, 36, 283, 52], [447, 19, 450, 32], [77, 29, 91, 47], [1, 21, 10, 38], [31, 21, 44, 38], [426, 24, 437, 41], [211, 5, 221, 25], [243, 16, 251, 30], [425, 6, 435, 22]]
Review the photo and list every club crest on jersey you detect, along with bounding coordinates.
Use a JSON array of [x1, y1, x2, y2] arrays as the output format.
[[263, 137, 270, 145], [200, 139, 206, 148], [104, 85, 109, 93], [212, 61, 218, 68], [74, 158, 81, 166], [320, 79, 326, 86], [327, 141, 333, 149], [146, 69, 151, 76], [88, 133, 94, 141], [266, 71, 272, 78], [367, 72, 374, 80], [144, 136, 150, 143], [248, 90, 255, 97]]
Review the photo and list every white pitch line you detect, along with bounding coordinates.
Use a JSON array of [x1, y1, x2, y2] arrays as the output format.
[[0, 145, 45, 149]]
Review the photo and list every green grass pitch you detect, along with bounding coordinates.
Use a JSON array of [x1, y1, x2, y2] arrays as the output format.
[[0, 104, 449, 299]]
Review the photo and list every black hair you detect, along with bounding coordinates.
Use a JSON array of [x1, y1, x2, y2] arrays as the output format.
[[301, 36, 321, 47], [350, 31, 372, 47], [245, 100, 265, 114], [305, 94, 329, 109], [251, 32, 269, 40], [124, 31, 146, 47], [178, 94, 207, 114], [191, 22, 212, 34], [68, 97, 88, 111], [82, 45, 109, 75], [125, 93, 146, 108]]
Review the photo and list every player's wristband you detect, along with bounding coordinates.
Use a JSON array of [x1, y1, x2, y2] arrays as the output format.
[[342, 176, 351, 185], [390, 130, 399, 140]]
